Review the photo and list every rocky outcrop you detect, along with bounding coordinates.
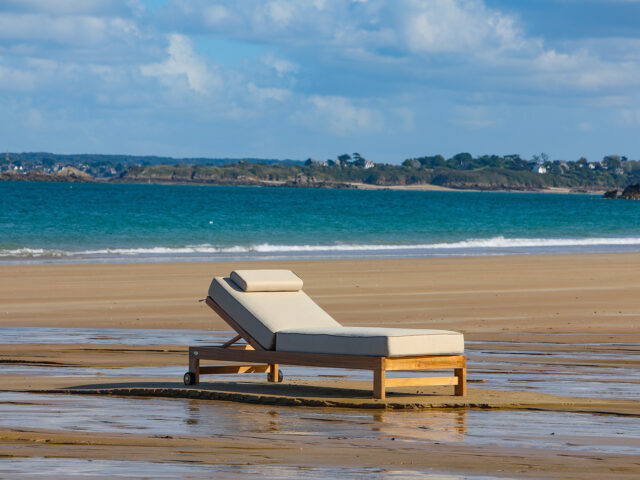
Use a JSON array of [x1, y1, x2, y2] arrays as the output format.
[[55, 167, 94, 181], [620, 184, 640, 199], [1, 168, 94, 182], [603, 189, 618, 199], [283, 173, 356, 189], [287, 173, 318, 186]]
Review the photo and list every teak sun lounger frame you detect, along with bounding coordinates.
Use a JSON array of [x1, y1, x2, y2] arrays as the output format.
[[184, 297, 466, 400]]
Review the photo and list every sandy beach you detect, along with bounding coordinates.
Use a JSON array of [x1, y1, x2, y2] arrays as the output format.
[[3, 253, 639, 335], [1, 254, 639, 478]]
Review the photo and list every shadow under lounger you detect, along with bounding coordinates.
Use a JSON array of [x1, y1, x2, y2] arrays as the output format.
[[185, 269, 466, 399]]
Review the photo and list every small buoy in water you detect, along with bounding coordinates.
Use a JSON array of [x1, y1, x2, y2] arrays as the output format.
[[209, 221, 213, 224]]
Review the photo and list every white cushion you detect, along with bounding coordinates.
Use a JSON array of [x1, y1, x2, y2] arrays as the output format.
[[208, 277, 340, 350], [230, 270, 303, 292], [276, 326, 464, 357]]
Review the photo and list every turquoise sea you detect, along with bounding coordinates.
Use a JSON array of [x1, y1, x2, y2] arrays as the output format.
[[1, 181, 640, 263]]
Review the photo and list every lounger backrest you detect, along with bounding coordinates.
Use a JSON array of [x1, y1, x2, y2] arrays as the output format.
[[208, 270, 341, 350]]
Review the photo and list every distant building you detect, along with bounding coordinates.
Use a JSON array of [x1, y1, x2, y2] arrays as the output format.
[[615, 168, 624, 175], [532, 164, 547, 174], [305, 158, 328, 167], [363, 160, 375, 169]]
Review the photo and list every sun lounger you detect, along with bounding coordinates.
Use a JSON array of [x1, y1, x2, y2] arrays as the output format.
[[184, 270, 466, 399]]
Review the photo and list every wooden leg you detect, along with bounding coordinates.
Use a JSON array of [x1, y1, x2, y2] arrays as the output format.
[[268, 363, 279, 382], [454, 367, 466, 396], [373, 368, 386, 400], [189, 352, 200, 385]]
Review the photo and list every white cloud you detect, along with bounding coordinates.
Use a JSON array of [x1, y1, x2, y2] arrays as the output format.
[[0, 55, 94, 93], [2, 0, 640, 159], [305, 95, 383, 134], [619, 109, 640, 125], [170, 1, 525, 57], [0, 62, 38, 91], [0, 0, 124, 15], [523, 47, 640, 92], [141, 34, 221, 94], [0, 13, 139, 46], [262, 1, 296, 28], [453, 105, 497, 128], [402, 0, 524, 54], [261, 52, 298, 78], [161, 0, 640, 98], [203, 5, 231, 27], [247, 83, 291, 102]]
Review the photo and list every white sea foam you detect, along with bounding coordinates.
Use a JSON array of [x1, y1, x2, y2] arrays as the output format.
[[4, 236, 640, 258]]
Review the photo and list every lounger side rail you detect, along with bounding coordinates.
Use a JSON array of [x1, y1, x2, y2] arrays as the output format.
[[184, 296, 467, 400]]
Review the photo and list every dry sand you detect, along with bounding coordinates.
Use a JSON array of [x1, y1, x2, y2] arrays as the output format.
[[3, 253, 640, 335], [349, 182, 589, 194], [1, 253, 640, 478]]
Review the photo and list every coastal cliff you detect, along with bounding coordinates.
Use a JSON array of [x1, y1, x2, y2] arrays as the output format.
[[0, 167, 94, 183], [116, 163, 610, 193], [3, 151, 640, 193], [117, 164, 358, 189]]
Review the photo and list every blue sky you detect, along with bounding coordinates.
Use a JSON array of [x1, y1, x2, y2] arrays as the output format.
[[1, 0, 639, 163]]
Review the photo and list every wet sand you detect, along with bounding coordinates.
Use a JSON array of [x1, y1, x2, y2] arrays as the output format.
[[1, 254, 640, 478]]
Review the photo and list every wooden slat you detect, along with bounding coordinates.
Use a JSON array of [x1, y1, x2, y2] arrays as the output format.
[[373, 364, 386, 400], [191, 345, 381, 370], [221, 335, 242, 348], [385, 355, 465, 371], [455, 366, 467, 396], [268, 363, 279, 382], [385, 376, 458, 388], [199, 365, 269, 375]]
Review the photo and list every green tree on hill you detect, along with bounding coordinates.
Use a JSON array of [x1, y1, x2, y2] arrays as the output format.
[[603, 155, 622, 171]]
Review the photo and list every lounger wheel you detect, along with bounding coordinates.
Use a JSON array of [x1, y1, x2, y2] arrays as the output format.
[[268, 371, 284, 383], [183, 372, 197, 385]]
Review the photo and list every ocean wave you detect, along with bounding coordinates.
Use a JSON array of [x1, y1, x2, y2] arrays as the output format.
[[4, 236, 640, 258]]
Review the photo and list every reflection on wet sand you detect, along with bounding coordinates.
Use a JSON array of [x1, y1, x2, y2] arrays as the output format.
[[183, 400, 468, 442], [0, 327, 226, 346], [1, 327, 639, 478], [2, 327, 638, 399], [2, 392, 639, 456], [466, 339, 640, 399], [0, 457, 520, 480]]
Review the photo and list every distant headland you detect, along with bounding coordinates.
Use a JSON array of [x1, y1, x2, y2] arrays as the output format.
[[2, 151, 639, 193]]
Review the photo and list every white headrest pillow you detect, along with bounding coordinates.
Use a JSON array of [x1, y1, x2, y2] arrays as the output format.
[[230, 269, 303, 292]]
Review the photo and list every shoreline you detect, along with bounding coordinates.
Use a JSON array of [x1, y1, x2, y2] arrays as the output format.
[[1, 176, 607, 194], [346, 182, 601, 194], [4, 243, 640, 266]]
